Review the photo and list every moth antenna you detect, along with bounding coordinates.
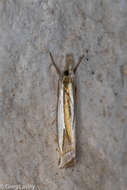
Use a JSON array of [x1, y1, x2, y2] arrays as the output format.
[[49, 51, 62, 78], [73, 55, 85, 73]]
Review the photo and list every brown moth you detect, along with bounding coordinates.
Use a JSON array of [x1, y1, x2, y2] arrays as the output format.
[[49, 52, 84, 168]]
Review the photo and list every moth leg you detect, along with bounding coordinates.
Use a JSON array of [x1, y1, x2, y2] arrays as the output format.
[[49, 51, 62, 77], [73, 55, 84, 74]]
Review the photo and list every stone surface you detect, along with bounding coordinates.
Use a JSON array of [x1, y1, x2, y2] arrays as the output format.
[[0, 0, 127, 189]]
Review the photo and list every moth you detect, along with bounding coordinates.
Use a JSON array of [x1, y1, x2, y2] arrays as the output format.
[[49, 52, 84, 168]]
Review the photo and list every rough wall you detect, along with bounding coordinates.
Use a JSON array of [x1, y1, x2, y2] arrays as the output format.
[[0, 0, 127, 189]]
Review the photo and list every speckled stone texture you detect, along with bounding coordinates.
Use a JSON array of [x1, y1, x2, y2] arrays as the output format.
[[0, 0, 127, 189]]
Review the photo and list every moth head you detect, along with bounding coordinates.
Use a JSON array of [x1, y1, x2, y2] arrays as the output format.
[[63, 70, 69, 76], [62, 54, 74, 82]]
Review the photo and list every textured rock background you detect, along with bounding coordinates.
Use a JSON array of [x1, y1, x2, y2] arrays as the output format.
[[0, 0, 127, 189]]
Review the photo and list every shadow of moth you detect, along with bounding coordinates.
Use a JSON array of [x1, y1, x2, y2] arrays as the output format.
[[49, 52, 84, 168]]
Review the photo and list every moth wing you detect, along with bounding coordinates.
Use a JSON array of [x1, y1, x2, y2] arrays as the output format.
[[57, 81, 65, 152]]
